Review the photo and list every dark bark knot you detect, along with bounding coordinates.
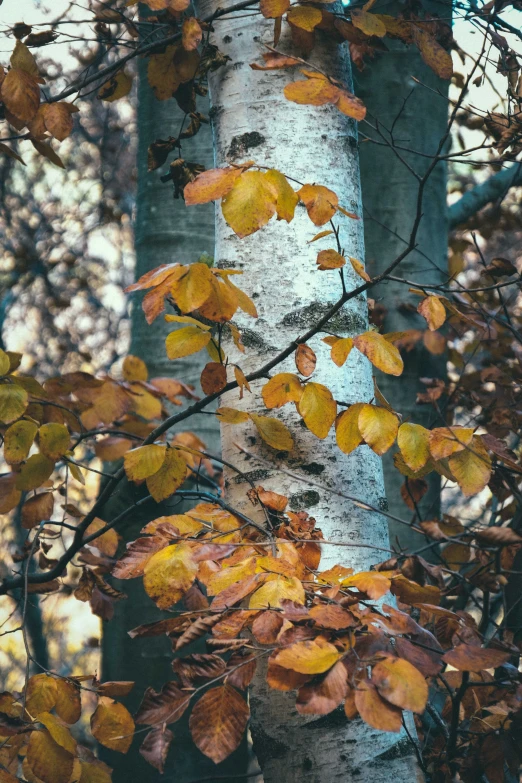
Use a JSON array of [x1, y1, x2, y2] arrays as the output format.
[[227, 131, 266, 160]]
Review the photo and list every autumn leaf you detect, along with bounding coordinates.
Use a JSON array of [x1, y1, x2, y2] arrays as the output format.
[[222, 170, 278, 238], [351, 8, 386, 36], [358, 404, 399, 455], [372, 657, 428, 713], [122, 355, 148, 382], [249, 413, 294, 451], [4, 420, 38, 463], [298, 184, 339, 226], [143, 542, 197, 608], [54, 679, 81, 725], [296, 660, 348, 715], [249, 575, 305, 608], [428, 426, 474, 460], [182, 18, 202, 51], [37, 712, 76, 754], [165, 326, 211, 360], [99, 70, 133, 102], [298, 382, 337, 438], [38, 423, 69, 460], [418, 295, 446, 331], [124, 444, 166, 482], [184, 167, 244, 205], [316, 249, 345, 270], [145, 447, 187, 502], [353, 331, 404, 376], [135, 681, 190, 725], [40, 102, 77, 142], [263, 169, 298, 222], [197, 274, 239, 323], [262, 373, 303, 408], [412, 26, 453, 80], [442, 644, 510, 672], [330, 337, 354, 367], [147, 45, 180, 100], [448, 436, 491, 496], [309, 604, 355, 630], [139, 727, 174, 774], [216, 406, 250, 424], [91, 697, 134, 753], [25, 674, 58, 716], [274, 637, 341, 674], [0, 383, 28, 423], [1, 69, 40, 123], [335, 403, 364, 454], [15, 453, 55, 491], [260, 0, 290, 16], [26, 729, 74, 783], [342, 571, 391, 600], [189, 685, 249, 764], [397, 422, 430, 471], [287, 5, 322, 31], [21, 492, 54, 529], [295, 344, 316, 376], [170, 262, 213, 313], [355, 680, 402, 732], [201, 362, 227, 395]]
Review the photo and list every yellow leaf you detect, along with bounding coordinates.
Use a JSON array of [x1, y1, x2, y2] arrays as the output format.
[[448, 436, 491, 496], [90, 696, 134, 753], [37, 712, 76, 754], [146, 447, 187, 502], [38, 423, 69, 460], [26, 730, 74, 783], [11, 40, 39, 77], [308, 229, 334, 242], [262, 373, 303, 408], [249, 413, 294, 451], [284, 76, 340, 108], [221, 171, 278, 238], [78, 759, 113, 783], [128, 383, 162, 420], [218, 274, 258, 318], [182, 17, 202, 51], [0, 383, 28, 423], [122, 355, 148, 382], [0, 348, 10, 375], [349, 256, 370, 281], [98, 70, 132, 102], [207, 558, 258, 596], [287, 5, 322, 30], [197, 274, 239, 323], [147, 45, 180, 100], [330, 337, 354, 367], [418, 295, 446, 331], [249, 575, 305, 608], [54, 678, 81, 725], [263, 169, 298, 222], [184, 167, 243, 205], [358, 405, 399, 455], [316, 249, 345, 270], [372, 657, 428, 713], [428, 426, 474, 460], [260, 0, 290, 17], [273, 637, 340, 674], [170, 263, 213, 313], [4, 420, 38, 463], [124, 444, 166, 482], [298, 382, 336, 438], [397, 423, 430, 471], [15, 453, 55, 491], [335, 403, 364, 454], [216, 407, 250, 424], [351, 8, 386, 36], [342, 571, 391, 599], [165, 327, 211, 360], [353, 331, 404, 376], [297, 184, 338, 226], [143, 542, 197, 608], [164, 314, 211, 329], [25, 674, 57, 716], [85, 518, 120, 557]]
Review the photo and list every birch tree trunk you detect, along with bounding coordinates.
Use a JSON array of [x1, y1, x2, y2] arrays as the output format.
[[194, 2, 424, 780], [357, 1, 450, 552]]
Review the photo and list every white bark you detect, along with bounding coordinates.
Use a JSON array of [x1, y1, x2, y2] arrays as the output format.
[[194, 3, 424, 780]]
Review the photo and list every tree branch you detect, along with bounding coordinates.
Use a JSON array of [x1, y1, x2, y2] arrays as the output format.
[[449, 162, 522, 230]]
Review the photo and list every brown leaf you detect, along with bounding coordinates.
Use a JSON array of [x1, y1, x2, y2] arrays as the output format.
[[295, 344, 316, 377], [200, 362, 227, 395], [442, 644, 510, 672], [296, 660, 348, 715], [172, 654, 226, 687], [139, 727, 174, 774], [135, 682, 190, 725], [309, 603, 355, 630], [189, 685, 249, 764], [1, 69, 40, 123]]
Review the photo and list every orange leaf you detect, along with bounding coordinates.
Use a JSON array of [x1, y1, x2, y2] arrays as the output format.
[[184, 167, 243, 205], [182, 17, 202, 51], [298, 184, 339, 226], [296, 660, 348, 715], [418, 295, 446, 331], [262, 373, 303, 408], [353, 331, 403, 376], [316, 249, 345, 269], [295, 344, 316, 377], [189, 685, 249, 764], [355, 680, 402, 732], [372, 656, 428, 713]]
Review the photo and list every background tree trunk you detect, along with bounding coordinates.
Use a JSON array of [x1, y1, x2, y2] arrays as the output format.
[[196, 1, 424, 780], [99, 54, 236, 783], [357, 0, 450, 553]]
